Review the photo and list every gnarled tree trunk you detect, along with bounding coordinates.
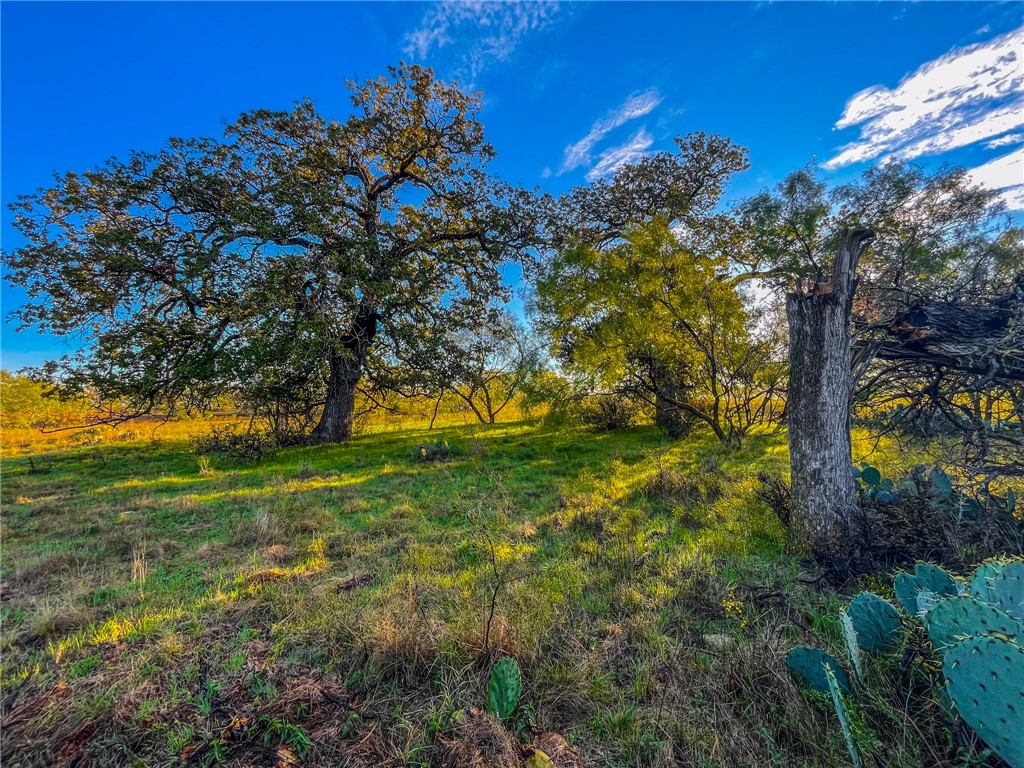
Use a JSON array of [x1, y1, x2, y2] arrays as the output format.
[[308, 351, 362, 444], [786, 228, 874, 560], [308, 304, 378, 444]]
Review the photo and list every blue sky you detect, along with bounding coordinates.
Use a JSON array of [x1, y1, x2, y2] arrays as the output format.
[[2, 1, 1022, 369]]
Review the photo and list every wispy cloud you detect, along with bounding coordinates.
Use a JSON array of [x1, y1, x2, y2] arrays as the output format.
[[560, 89, 662, 174], [585, 128, 654, 181], [967, 148, 1024, 210], [824, 26, 1024, 209], [404, 1, 561, 80], [826, 27, 1023, 168], [988, 133, 1023, 149]]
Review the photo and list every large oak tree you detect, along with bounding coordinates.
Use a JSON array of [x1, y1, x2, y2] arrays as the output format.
[[3, 64, 538, 443]]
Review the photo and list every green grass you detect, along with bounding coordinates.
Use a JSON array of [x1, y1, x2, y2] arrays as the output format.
[[0, 418, 976, 767]]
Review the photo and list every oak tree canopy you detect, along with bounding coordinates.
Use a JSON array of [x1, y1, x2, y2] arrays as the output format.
[[3, 64, 539, 442]]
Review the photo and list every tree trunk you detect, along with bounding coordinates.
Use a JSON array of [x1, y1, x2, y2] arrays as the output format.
[[308, 351, 361, 443], [654, 391, 692, 438], [649, 361, 696, 439], [785, 228, 874, 560], [308, 304, 378, 444]]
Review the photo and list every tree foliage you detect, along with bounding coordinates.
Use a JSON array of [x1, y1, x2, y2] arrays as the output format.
[[0, 371, 87, 428], [534, 134, 783, 443]]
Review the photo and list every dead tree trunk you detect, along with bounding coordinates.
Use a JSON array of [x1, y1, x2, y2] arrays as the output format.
[[786, 228, 874, 560]]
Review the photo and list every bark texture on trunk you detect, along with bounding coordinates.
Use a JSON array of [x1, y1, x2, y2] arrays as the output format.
[[786, 228, 874, 559], [308, 351, 362, 443], [309, 304, 378, 444]]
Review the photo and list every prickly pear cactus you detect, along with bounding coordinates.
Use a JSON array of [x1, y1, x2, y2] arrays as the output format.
[[914, 562, 963, 598], [944, 635, 1024, 768], [786, 647, 850, 694], [970, 559, 1007, 604], [859, 464, 881, 487], [929, 467, 953, 496], [847, 592, 902, 652], [894, 571, 922, 615], [840, 611, 863, 684], [924, 596, 1022, 650], [990, 560, 1024, 623], [486, 656, 522, 721], [893, 564, 962, 616], [825, 663, 862, 768]]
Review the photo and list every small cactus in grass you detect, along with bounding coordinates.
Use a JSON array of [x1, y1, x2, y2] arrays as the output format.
[[486, 656, 522, 721], [943, 635, 1024, 768], [854, 463, 901, 502], [846, 592, 902, 652]]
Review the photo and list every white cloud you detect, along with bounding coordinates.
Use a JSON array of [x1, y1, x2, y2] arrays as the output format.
[[585, 128, 654, 181], [967, 147, 1024, 209], [826, 26, 1024, 210], [560, 89, 662, 174], [988, 132, 1023, 149], [404, 1, 560, 80], [825, 26, 1023, 169]]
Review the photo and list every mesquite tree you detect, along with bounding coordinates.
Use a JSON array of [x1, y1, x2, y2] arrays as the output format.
[[532, 133, 785, 443], [536, 217, 784, 444], [3, 64, 538, 442], [427, 309, 542, 426]]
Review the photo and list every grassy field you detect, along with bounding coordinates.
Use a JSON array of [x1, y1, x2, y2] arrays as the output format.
[[0, 416, 970, 767]]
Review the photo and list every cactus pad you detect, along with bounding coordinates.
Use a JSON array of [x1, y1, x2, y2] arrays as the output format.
[[840, 611, 863, 683], [929, 467, 953, 496], [894, 571, 922, 615], [847, 592, 902, 652], [825, 663, 862, 768], [991, 560, 1024, 623], [924, 596, 1022, 649], [486, 656, 522, 721], [914, 562, 963, 598], [943, 635, 1024, 768], [894, 565, 961, 616], [786, 647, 850, 694], [971, 559, 1007, 604], [860, 465, 881, 486]]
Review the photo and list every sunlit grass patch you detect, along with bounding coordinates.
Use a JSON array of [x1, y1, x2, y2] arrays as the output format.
[[2, 414, 953, 766]]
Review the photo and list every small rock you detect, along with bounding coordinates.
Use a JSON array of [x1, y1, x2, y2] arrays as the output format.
[[702, 633, 736, 650]]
